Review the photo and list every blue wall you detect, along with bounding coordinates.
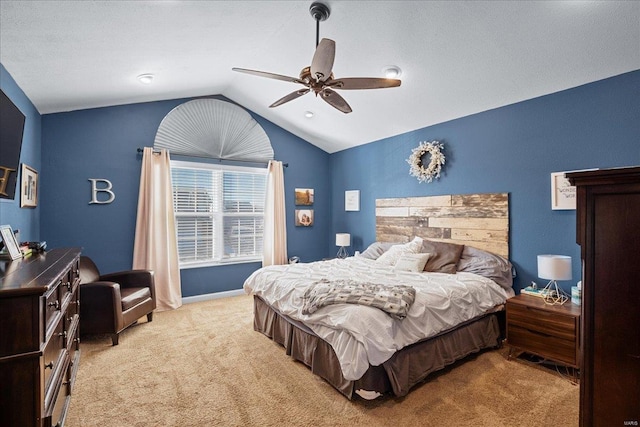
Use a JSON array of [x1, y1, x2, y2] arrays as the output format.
[[5, 59, 639, 298], [40, 96, 331, 297], [331, 70, 640, 293], [0, 64, 41, 242]]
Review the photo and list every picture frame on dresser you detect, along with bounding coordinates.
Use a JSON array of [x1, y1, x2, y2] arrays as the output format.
[[0, 224, 22, 260]]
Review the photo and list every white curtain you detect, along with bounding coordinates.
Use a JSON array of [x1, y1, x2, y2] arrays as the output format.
[[133, 147, 182, 311], [263, 160, 287, 266]]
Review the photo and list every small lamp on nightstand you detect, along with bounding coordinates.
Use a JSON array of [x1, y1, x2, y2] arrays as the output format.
[[537, 254, 572, 305], [336, 233, 351, 259]]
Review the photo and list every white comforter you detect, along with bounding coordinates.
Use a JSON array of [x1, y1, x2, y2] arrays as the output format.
[[243, 257, 514, 381]]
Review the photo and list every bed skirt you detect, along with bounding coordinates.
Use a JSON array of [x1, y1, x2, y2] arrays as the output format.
[[252, 295, 503, 399]]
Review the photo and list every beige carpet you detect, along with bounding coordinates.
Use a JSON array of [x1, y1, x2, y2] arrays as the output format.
[[66, 294, 578, 427]]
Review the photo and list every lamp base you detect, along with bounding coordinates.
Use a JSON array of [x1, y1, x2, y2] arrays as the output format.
[[336, 246, 348, 259], [541, 280, 569, 305]]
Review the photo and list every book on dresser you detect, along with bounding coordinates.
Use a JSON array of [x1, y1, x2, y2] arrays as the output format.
[[0, 247, 82, 427]]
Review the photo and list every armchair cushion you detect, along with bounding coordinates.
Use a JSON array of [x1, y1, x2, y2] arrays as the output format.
[[120, 287, 152, 312]]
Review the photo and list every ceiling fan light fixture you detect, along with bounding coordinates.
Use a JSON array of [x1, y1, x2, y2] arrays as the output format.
[[383, 66, 402, 79], [137, 73, 154, 84], [304, 111, 315, 118], [232, 2, 400, 114]]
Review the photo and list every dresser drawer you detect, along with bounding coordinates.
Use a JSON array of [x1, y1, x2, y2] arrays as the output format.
[[507, 302, 576, 341], [43, 318, 66, 391], [44, 281, 63, 339], [45, 353, 71, 427], [64, 287, 79, 335]]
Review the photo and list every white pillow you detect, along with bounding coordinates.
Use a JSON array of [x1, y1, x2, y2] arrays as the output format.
[[394, 253, 432, 272], [376, 236, 423, 266]]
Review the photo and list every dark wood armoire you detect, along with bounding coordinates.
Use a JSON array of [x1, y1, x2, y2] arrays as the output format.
[[567, 167, 640, 427]]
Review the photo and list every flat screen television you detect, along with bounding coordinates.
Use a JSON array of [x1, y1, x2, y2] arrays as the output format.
[[0, 88, 26, 200]]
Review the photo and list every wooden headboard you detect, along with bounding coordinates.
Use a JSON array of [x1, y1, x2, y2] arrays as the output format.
[[375, 193, 509, 257]]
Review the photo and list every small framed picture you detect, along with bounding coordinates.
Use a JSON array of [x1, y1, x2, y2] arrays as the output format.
[[295, 188, 314, 206], [551, 172, 576, 210], [0, 225, 22, 260], [345, 190, 360, 211], [295, 209, 314, 227], [20, 164, 38, 208]]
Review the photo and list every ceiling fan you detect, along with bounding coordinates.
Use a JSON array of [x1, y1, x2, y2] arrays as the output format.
[[232, 2, 401, 114]]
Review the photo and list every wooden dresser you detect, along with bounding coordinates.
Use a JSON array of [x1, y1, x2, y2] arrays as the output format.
[[567, 167, 640, 427], [0, 248, 82, 427]]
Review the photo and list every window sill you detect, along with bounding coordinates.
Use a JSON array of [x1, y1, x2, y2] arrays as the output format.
[[179, 257, 262, 270]]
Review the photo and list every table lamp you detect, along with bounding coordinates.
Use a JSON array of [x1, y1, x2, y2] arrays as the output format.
[[336, 233, 351, 259], [537, 254, 572, 305]]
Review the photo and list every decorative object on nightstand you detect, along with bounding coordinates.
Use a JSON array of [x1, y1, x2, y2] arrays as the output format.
[[336, 233, 350, 258], [537, 254, 571, 305]]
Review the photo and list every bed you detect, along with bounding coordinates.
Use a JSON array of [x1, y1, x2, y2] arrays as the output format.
[[243, 193, 514, 399]]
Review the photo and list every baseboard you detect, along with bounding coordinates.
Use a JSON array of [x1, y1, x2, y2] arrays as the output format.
[[182, 289, 246, 304]]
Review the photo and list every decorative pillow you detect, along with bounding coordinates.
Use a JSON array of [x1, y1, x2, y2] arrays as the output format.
[[376, 237, 423, 266], [457, 245, 515, 290], [359, 242, 396, 260], [421, 239, 464, 274], [394, 253, 432, 272]]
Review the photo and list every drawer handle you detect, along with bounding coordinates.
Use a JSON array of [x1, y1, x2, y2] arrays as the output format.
[[58, 331, 67, 339], [65, 281, 72, 291], [527, 328, 553, 339], [48, 300, 60, 310], [44, 361, 54, 370]]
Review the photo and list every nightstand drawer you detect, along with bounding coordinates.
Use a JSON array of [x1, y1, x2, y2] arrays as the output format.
[[508, 324, 578, 366], [507, 303, 576, 341]]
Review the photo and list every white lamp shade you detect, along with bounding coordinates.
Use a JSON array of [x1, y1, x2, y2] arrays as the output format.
[[336, 233, 351, 247], [537, 255, 572, 281]]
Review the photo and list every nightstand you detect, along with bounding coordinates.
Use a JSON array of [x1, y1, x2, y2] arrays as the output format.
[[506, 294, 581, 370]]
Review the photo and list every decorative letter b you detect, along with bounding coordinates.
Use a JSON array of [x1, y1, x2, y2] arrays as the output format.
[[89, 179, 115, 204]]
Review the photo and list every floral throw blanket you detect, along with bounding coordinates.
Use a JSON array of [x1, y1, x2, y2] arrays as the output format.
[[302, 279, 416, 320]]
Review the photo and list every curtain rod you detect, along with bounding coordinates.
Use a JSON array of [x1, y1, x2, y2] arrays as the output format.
[[136, 148, 287, 167]]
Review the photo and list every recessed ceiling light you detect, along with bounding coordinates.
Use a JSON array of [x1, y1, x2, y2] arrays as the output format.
[[304, 111, 314, 118], [382, 66, 402, 79], [137, 74, 154, 84]]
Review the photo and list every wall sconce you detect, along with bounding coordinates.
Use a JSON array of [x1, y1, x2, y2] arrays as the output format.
[[336, 233, 351, 259], [537, 254, 572, 305]]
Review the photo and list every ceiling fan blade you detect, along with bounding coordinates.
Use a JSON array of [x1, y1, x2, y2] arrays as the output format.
[[320, 88, 352, 114], [232, 68, 304, 84], [310, 38, 335, 82], [269, 88, 311, 108], [325, 77, 402, 90]]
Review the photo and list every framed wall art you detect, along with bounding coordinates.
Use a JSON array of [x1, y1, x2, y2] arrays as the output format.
[[295, 209, 313, 227], [20, 164, 38, 208], [295, 188, 314, 205], [551, 172, 576, 210], [345, 190, 360, 211]]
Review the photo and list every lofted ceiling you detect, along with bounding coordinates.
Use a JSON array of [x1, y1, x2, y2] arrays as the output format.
[[1, 1, 638, 154]]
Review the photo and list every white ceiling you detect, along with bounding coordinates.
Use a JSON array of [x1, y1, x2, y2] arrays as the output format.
[[1, 1, 638, 154]]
